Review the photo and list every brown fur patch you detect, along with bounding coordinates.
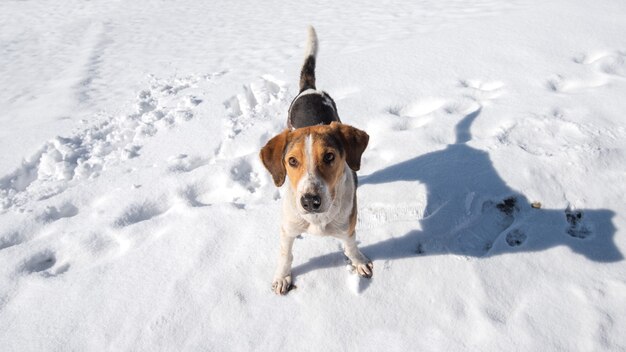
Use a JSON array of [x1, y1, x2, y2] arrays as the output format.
[[349, 193, 358, 237], [284, 136, 307, 191], [259, 129, 290, 186], [330, 121, 369, 171]]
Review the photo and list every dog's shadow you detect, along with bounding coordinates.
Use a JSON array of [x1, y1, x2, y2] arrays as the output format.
[[292, 108, 622, 282]]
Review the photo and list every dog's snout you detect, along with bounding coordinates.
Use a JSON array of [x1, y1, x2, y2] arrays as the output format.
[[300, 193, 322, 212]]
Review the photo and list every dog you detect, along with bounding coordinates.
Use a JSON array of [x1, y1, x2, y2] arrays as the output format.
[[259, 26, 373, 295]]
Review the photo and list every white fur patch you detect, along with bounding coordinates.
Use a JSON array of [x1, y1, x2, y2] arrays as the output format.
[[304, 25, 318, 58], [297, 88, 322, 98], [305, 134, 314, 174]]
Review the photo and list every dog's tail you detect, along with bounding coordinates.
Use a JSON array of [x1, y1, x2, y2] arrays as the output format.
[[299, 26, 318, 93]]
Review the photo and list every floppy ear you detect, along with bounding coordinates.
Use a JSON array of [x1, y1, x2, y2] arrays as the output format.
[[331, 121, 369, 171], [259, 130, 290, 186]]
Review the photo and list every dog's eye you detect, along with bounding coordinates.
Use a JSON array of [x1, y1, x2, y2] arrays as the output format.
[[323, 152, 335, 163], [288, 157, 299, 167]]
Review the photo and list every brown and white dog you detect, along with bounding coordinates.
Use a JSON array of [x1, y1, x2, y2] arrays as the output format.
[[260, 26, 373, 295]]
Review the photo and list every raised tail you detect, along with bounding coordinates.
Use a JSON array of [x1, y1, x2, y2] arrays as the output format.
[[299, 26, 318, 92]]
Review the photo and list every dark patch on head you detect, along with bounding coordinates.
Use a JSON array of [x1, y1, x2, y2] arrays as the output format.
[[319, 132, 344, 157]]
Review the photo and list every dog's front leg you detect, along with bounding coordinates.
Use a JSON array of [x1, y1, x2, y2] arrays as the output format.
[[272, 227, 298, 295], [339, 232, 373, 278]]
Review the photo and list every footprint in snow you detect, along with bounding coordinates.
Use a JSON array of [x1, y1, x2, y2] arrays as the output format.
[[505, 229, 527, 247], [37, 202, 79, 223], [545, 74, 606, 93], [178, 184, 210, 208], [230, 158, 261, 193], [167, 154, 208, 173], [565, 208, 592, 239], [0, 231, 23, 251], [114, 200, 169, 227], [20, 250, 69, 277], [452, 196, 518, 256], [22, 252, 56, 273]]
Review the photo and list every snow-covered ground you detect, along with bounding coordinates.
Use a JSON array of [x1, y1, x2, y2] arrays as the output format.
[[1, 0, 626, 350]]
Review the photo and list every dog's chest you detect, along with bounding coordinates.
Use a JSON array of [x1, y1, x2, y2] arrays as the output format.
[[303, 214, 349, 236]]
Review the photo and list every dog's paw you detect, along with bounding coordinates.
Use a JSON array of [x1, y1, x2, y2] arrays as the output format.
[[272, 275, 293, 295], [354, 262, 374, 279]]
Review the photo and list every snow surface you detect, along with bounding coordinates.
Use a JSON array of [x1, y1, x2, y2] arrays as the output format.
[[1, 0, 626, 350]]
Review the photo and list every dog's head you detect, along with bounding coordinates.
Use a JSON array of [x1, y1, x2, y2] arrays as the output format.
[[260, 121, 369, 214]]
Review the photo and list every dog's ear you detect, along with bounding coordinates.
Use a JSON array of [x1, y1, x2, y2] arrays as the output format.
[[260, 129, 290, 187], [332, 121, 369, 171]]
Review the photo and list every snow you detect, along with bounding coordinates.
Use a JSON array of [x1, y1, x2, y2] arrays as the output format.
[[1, 0, 626, 350]]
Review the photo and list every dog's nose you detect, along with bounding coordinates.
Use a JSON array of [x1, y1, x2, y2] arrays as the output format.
[[300, 194, 322, 212]]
